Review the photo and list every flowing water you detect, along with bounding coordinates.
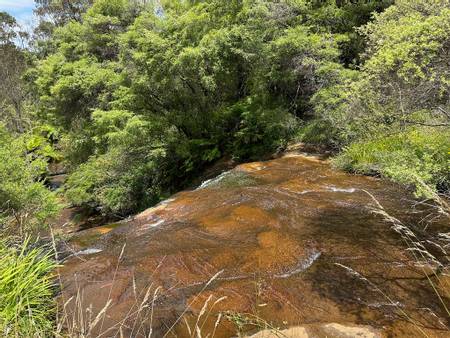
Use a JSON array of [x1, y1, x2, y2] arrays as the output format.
[[59, 152, 449, 337]]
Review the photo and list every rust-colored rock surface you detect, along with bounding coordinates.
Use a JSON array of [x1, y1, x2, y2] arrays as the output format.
[[59, 153, 449, 337]]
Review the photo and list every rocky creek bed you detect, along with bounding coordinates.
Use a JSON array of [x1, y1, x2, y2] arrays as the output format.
[[57, 152, 449, 337]]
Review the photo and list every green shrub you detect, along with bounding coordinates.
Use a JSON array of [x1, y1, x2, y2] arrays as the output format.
[[64, 112, 168, 214], [0, 239, 57, 337], [0, 125, 61, 234], [228, 101, 298, 160], [334, 128, 450, 197], [296, 120, 340, 148]]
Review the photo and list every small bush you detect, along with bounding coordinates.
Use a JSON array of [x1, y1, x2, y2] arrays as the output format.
[[0, 239, 57, 337], [296, 120, 340, 148], [228, 101, 298, 161], [0, 125, 61, 234], [334, 128, 450, 197]]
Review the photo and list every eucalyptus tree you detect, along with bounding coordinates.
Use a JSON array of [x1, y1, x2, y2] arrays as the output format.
[[0, 12, 29, 133]]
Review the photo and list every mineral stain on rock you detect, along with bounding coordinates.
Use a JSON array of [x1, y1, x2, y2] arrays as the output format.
[[59, 153, 449, 337]]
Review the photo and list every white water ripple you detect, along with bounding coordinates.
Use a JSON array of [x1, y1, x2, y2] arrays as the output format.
[[76, 248, 103, 256], [275, 250, 321, 278], [326, 185, 357, 193], [197, 171, 231, 189]]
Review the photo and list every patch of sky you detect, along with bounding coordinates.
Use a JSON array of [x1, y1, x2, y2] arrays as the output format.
[[0, 0, 36, 27]]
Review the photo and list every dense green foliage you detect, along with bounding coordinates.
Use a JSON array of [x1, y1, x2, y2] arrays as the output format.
[[313, 0, 450, 196], [0, 239, 57, 337], [0, 125, 61, 234], [28, 0, 398, 215], [1, 0, 449, 217], [313, 0, 450, 142]]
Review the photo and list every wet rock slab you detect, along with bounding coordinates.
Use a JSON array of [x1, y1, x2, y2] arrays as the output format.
[[248, 323, 382, 338], [59, 154, 450, 337]]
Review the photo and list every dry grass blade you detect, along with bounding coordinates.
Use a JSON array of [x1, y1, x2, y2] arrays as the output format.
[[362, 190, 450, 318], [211, 313, 222, 338], [99, 243, 126, 333], [87, 300, 113, 334], [163, 270, 224, 337], [192, 294, 212, 337]]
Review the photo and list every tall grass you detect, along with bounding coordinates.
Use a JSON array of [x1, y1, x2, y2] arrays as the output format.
[[0, 238, 58, 337], [333, 128, 450, 198]]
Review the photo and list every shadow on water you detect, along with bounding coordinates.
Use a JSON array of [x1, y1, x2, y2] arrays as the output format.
[[305, 205, 450, 333]]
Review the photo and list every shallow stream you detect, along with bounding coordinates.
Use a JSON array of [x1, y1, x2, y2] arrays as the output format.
[[59, 152, 449, 337]]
